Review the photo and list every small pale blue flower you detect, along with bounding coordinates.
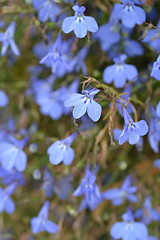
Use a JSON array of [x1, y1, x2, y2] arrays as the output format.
[[103, 54, 138, 88], [111, 208, 148, 240], [103, 175, 137, 205], [113, 0, 146, 28], [65, 88, 102, 122], [31, 201, 59, 234], [0, 22, 20, 56], [119, 108, 148, 145], [62, 5, 98, 38], [47, 133, 76, 165]]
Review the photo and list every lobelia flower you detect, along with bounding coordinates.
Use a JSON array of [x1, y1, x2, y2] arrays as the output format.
[[73, 165, 103, 211], [134, 196, 160, 225], [64, 88, 102, 122], [103, 54, 138, 88], [0, 22, 20, 56], [94, 13, 121, 52], [0, 167, 25, 186], [62, 5, 98, 38], [47, 133, 76, 165], [0, 183, 17, 214], [35, 87, 66, 120], [154, 159, 160, 169], [151, 55, 160, 81], [103, 175, 137, 205], [31, 201, 59, 234], [0, 90, 9, 107], [0, 136, 27, 172], [123, 37, 144, 57], [110, 208, 148, 240], [119, 108, 148, 145], [39, 35, 71, 76], [32, 0, 60, 23], [113, 0, 146, 28], [156, 102, 160, 117]]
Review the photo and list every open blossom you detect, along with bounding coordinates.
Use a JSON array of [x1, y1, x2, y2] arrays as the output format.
[[32, 0, 60, 23], [111, 208, 148, 240], [39, 35, 71, 75], [0, 183, 17, 214], [65, 88, 102, 122], [134, 196, 160, 225], [0, 137, 27, 172], [119, 108, 148, 145], [0, 22, 20, 56], [113, 0, 146, 28], [31, 201, 59, 234], [103, 54, 138, 88], [73, 165, 103, 211], [62, 5, 98, 38], [47, 133, 76, 165], [103, 175, 137, 205]]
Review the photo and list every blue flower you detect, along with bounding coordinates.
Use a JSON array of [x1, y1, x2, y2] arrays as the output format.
[[65, 88, 102, 122], [47, 133, 76, 165], [94, 21, 121, 51], [119, 108, 148, 145], [0, 183, 17, 214], [62, 5, 98, 38], [103, 175, 137, 205], [0, 22, 20, 56], [0, 90, 8, 107], [113, 0, 146, 28], [151, 55, 160, 81], [154, 159, 160, 169], [0, 167, 25, 186], [32, 0, 60, 23], [35, 87, 65, 120], [123, 37, 144, 57], [0, 137, 27, 172], [134, 196, 160, 225], [110, 208, 148, 240], [31, 201, 59, 234], [73, 165, 103, 211], [39, 35, 71, 76], [103, 54, 138, 88], [156, 102, 160, 117]]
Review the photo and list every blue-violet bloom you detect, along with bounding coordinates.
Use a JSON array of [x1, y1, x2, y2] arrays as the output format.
[[62, 5, 98, 38], [103, 54, 138, 88], [0, 22, 20, 56], [119, 108, 148, 145], [65, 88, 102, 122], [47, 133, 76, 165], [31, 201, 59, 234]]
